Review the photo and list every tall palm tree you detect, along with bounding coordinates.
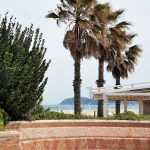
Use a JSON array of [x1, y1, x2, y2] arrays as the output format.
[[91, 3, 129, 117], [46, 0, 100, 114], [104, 16, 137, 115], [107, 38, 142, 114]]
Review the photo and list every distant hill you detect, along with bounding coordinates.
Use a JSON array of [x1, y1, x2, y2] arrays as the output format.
[[59, 97, 98, 105], [59, 97, 138, 105]]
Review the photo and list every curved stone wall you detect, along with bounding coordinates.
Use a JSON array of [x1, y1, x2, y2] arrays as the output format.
[[0, 120, 150, 150]]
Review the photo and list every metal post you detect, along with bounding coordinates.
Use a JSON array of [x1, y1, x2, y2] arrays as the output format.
[[124, 99, 127, 113], [139, 101, 143, 115], [103, 94, 108, 117]]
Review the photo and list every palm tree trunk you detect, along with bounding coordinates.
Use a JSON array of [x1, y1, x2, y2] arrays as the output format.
[[96, 59, 104, 117], [73, 52, 81, 114], [116, 76, 120, 86], [115, 76, 120, 115]]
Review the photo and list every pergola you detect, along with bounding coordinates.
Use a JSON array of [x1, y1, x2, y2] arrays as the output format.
[[88, 82, 150, 117]]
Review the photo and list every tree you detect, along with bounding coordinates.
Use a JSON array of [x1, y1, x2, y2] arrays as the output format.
[[107, 32, 142, 114], [91, 3, 128, 116], [46, 0, 100, 114], [0, 14, 50, 120], [107, 24, 134, 115]]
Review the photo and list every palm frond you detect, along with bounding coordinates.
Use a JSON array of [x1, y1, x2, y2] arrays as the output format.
[[108, 9, 124, 21], [78, 19, 92, 29], [46, 12, 59, 19], [95, 3, 111, 12], [65, 0, 78, 6], [63, 30, 75, 49], [126, 45, 142, 62], [81, 0, 97, 7], [115, 21, 131, 29]]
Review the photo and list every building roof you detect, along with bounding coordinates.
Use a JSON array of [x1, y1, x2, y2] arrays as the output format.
[[88, 82, 150, 101]]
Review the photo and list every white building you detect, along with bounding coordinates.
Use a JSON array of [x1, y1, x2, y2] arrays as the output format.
[[88, 82, 150, 117]]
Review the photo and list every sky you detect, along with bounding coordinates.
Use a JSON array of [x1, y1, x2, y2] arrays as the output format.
[[0, 0, 150, 104]]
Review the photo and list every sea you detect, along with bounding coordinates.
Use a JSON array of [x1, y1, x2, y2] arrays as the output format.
[[43, 101, 139, 115]]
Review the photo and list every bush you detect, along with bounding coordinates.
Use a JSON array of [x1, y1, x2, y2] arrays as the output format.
[[0, 122, 3, 131], [0, 14, 50, 120], [105, 111, 141, 120], [0, 109, 10, 130], [26, 105, 95, 120]]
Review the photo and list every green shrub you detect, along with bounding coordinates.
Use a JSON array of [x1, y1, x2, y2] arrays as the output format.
[[0, 14, 50, 121], [26, 105, 95, 120], [0, 109, 10, 125], [0, 110, 3, 131], [105, 111, 141, 120], [0, 122, 3, 131], [0, 109, 10, 131]]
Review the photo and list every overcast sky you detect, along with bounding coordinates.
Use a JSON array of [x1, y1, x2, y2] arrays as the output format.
[[0, 0, 150, 104]]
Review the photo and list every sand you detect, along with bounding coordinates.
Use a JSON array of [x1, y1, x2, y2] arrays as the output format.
[[61, 108, 139, 116]]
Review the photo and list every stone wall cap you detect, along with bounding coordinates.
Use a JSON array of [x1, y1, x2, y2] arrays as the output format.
[[9, 120, 150, 124], [0, 131, 19, 137]]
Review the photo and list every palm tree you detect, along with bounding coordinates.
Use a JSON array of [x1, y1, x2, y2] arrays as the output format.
[[46, 0, 100, 114], [107, 38, 142, 114], [104, 17, 139, 115], [91, 3, 128, 117]]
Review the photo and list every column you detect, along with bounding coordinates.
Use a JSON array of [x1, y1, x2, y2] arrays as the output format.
[[139, 101, 143, 115], [124, 99, 127, 113], [103, 94, 108, 117]]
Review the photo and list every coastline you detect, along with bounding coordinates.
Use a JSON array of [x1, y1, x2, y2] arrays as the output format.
[[62, 108, 139, 116]]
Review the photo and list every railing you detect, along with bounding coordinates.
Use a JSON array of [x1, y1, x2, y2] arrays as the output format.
[[87, 82, 150, 91], [88, 82, 150, 99], [105, 82, 150, 89]]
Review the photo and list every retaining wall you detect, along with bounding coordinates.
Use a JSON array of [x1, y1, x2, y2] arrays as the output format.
[[0, 120, 150, 150], [0, 131, 20, 150]]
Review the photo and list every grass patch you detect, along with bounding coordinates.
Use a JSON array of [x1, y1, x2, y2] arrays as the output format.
[[140, 115, 150, 120]]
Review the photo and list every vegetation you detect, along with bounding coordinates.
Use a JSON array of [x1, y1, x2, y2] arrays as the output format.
[[91, 3, 127, 117], [0, 110, 4, 131], [46, 0, 142, 117], [107, 39, 141, 114], [0, 109, 10, 131], [26, 105, 94, 120], [140, 115, 150, 120], [46, 0, 102, 115], [105, 111, 141, 120], [0, 14, 50, 120], [0, 2, 142, 122], [92, 3, 142, 116], [26, 107, 150, 121], [0, 122, 3, 131]]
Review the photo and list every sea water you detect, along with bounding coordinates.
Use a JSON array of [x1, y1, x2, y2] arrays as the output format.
[[43, 101, 139, 115]]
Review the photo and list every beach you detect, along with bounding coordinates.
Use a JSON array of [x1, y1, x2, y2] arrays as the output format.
[[62, 108, 139, 116], [47, 103, 139, 116]]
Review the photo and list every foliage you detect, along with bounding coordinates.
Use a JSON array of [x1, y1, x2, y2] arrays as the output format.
[[46, 0, 102, 115], [0, 110, 4, 131], [140, 115, 150, 120], [0, 109, 10, 131], [0, 122, 3, 131], [26, 105, 95, 120], [0, 14, 50, 120], [105, 111, 141, 120], [26, 106, 150, 121]]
